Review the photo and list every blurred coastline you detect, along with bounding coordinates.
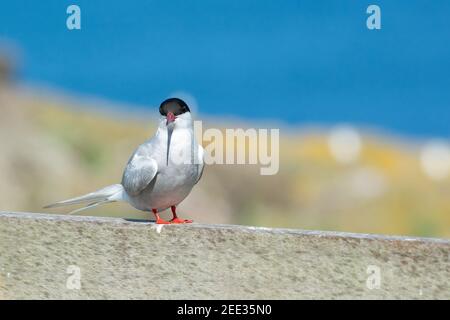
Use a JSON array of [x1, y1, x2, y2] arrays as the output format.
[[1, 56, 449, 238]]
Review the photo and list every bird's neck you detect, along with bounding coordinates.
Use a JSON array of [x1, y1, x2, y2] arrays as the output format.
[[155, 126, 196, 165]]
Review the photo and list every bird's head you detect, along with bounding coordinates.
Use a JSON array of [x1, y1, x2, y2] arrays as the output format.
[[159, 97, 192, 129]]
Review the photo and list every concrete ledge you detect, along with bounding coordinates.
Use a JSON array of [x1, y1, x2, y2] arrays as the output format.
[[0, 211, 449, 299]]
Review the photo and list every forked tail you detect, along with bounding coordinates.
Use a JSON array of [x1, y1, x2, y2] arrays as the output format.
[[44, 184, 125, 215]]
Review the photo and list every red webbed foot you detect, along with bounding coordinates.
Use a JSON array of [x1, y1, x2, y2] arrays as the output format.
[[152, 209, 171, 224], [170, 206, 193, 224], [170, 217, 193, 224], [155, 217, 171, 224]]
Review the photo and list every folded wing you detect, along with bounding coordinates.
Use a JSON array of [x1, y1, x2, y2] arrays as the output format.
[[122, 149, 158, 197], [195, 145, 205, 184]]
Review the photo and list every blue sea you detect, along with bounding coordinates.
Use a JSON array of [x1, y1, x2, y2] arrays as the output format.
[[0, 0, 449, 137]]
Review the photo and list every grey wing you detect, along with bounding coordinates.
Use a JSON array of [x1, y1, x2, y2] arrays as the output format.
[[195, 145, 205, 184], [121, 147, 158, 197]]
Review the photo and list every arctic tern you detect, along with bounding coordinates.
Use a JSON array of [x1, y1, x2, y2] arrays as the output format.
[[45, 98, 204, 224]]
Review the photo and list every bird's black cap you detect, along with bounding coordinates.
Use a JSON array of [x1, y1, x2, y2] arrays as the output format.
[[159, 98, 190, 116]]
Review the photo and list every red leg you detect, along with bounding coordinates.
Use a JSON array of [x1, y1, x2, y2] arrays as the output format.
[[152, 208, 170, 224], [170, 206, 193, 224]]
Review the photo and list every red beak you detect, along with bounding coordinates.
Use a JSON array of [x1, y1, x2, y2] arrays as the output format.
[[166, 112, 176, 125]]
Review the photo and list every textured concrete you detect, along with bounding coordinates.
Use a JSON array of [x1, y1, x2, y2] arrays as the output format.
[[0, 211, 449, 299]]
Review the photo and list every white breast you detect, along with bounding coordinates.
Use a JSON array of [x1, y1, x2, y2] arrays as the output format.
[[130, 127, 201, 211]]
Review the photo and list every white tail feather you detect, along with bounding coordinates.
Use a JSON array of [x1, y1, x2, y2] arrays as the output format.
[[68, 200, 112, 215], [44, 184, 125, 214]]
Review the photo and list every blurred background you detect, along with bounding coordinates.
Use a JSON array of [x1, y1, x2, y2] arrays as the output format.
[[0, 1, 449, 237]]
